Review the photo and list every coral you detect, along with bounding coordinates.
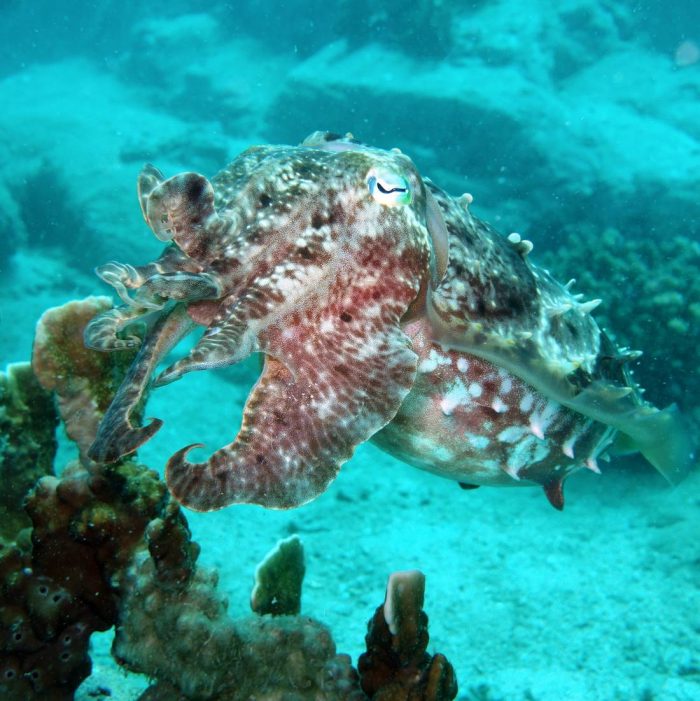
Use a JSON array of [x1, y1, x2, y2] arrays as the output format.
[[114, 520, 456, 701], [0, 361, 57, 540], [115, 553, 364, 701], [31, 296, 139, 460], [358, 570, 458, 701], [250, 534, 305, 616], [1, 297, 186, 700], [538, 228, 700, 430], [2, 296, 458, 701], [0, 457, 185, 701], [116, 556, 459, 701]]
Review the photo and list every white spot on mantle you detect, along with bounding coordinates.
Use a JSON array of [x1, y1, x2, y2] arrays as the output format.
[[419, 349, 452, 374], [440, 379, 471, 415], [497, 426, 527, 443]]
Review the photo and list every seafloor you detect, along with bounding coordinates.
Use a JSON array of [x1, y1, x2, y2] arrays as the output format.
[[1, 1, 699, 699]]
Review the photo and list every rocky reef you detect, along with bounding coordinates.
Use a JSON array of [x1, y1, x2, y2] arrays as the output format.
[[0, 297, 458, 701]]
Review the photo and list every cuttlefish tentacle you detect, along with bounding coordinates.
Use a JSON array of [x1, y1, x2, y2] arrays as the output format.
[[166, 302, 419, 510], [88, 303, 196, 463]]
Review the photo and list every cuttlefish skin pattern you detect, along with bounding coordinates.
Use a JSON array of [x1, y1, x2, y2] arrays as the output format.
[[85, 132, 693, 512]]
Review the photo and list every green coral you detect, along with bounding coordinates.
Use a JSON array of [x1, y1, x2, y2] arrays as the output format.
[[250, 534, 305, 616]]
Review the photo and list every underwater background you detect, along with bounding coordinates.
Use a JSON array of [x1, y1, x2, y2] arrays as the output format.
[[1, 1, 699, 699]]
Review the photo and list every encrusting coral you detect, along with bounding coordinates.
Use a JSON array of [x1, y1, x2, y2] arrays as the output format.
[[115, 550, 363, 701], [0, 297, 459, 701], [31, 296, 140, 460], [0, 457, 178, 701]]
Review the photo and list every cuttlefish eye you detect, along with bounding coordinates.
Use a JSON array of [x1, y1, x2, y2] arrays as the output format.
[[367, 169, 412, 206]]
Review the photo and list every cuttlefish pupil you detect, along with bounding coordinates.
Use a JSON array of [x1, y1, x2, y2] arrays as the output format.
[[376, 181, 406, 194], [367, 171, 412, 206]]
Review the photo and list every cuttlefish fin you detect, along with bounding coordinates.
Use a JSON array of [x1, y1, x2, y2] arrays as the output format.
[[567, 379, 695, 485], [88, 304, 196, 463], [166, 316, 418, 511], [424, 187, 450, 289], [439, 313, 697, 489], [611, 403, 696, 485]]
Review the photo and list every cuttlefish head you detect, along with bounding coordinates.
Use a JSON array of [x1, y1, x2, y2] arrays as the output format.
[[129, 136, 450, 510]]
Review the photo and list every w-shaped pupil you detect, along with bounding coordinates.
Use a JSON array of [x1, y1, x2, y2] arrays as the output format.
[[376, 181, 407, 194]]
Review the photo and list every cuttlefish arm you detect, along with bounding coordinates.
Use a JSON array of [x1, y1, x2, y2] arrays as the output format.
[[94, 245, 206, 306], [138, 164, 236, 258], [88, 303, 196, 463], [84, 266, 221, 352], [166, 284, 419, 510], [155, 254, 329, 384]]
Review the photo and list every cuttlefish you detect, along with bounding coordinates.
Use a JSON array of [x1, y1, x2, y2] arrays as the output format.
[[85, 132, 694, 511]]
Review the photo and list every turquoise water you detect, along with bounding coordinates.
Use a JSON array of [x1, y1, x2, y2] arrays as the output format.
[[1, 2, 699, 700]]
